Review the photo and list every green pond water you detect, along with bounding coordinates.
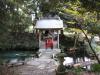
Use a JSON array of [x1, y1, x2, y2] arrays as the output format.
[[0, 51, 35, 63]]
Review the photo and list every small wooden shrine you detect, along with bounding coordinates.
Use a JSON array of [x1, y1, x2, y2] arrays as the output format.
[[35, 16, 63, 51]]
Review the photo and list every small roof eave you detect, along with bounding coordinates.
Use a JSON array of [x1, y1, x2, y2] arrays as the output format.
[[35, 28, 62, 30], [35, 19, 63, 29]]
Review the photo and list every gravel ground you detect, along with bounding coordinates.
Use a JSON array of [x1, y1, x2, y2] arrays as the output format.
[[11, 64, 56, 75]]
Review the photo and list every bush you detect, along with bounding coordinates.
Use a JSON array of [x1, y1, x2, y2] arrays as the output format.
[[56, 64, 66, 75], [56, 52, 67, 75], [91, 64, 100, 72], [73, 67, 83, 75]]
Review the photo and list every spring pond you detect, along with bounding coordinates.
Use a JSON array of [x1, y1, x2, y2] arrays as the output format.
[[0, 51, 36, 64]]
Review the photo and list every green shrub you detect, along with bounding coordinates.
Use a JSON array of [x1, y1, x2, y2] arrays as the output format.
[[56, 52, 67, 75], [57, 64, 66, 72], [91, 64, 100, 72]]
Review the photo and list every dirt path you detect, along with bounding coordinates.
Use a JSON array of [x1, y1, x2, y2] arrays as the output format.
[[10, 49, 59, 75]]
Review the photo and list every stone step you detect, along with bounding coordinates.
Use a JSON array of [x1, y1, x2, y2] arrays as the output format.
[[39, 49, 60, 59]]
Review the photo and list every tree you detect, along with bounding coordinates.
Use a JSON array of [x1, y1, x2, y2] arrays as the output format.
[[79, 0, 100, 20], [0, 0, 39, 50]]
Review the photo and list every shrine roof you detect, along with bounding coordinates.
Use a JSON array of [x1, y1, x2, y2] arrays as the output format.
[[35, 19, 63, 29]]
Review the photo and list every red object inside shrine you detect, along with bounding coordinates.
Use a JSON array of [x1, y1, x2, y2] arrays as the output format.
[[45, 38, 53, 49]]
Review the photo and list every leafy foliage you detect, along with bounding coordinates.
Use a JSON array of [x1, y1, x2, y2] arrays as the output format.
[[0, 0, 100, 50], [91, 64, 100, 72], [79, 0, 100, 12], [0, 0, 39, 50]]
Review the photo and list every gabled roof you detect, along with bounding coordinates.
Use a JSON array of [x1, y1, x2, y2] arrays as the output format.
[[35, 19, 63, 29]]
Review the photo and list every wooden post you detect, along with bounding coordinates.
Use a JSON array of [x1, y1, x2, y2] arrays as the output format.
[[39, 30, 41, 48], [58, 30, 59, 49]]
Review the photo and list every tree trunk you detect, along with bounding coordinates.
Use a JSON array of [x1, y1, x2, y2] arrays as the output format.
[[80, 28, 100, 64], [97, 12, 100, 21]]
